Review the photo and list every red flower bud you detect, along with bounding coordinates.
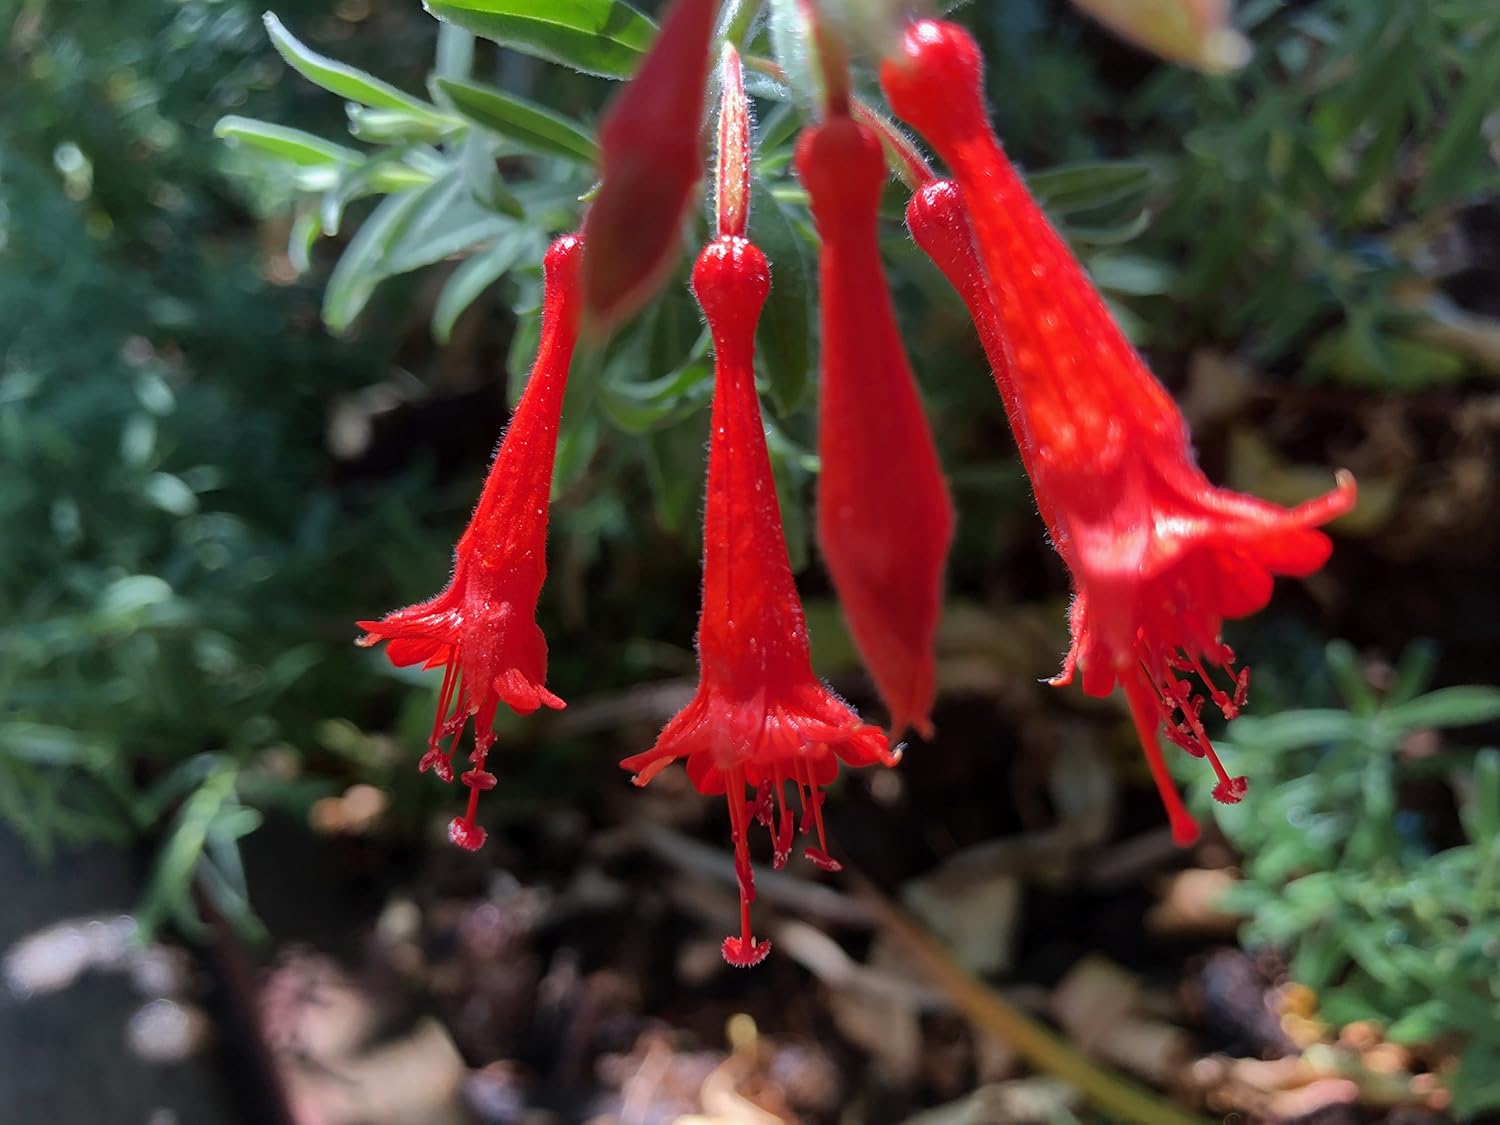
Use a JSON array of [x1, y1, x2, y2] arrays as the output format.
[[795, 115, 955, 739], [622, 236, 898, 967], [357, 235, 582, 851], [581, 0, 718, 330], [884, 21, 1355, 845]]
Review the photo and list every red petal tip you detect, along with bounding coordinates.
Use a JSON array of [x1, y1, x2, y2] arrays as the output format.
[[721, 935, 772, 967]]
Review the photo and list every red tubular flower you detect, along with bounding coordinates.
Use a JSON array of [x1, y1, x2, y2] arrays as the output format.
[[795, 114, 955, 739], [621, 234, 898, 967], [581, 0, 718, 330], [883, 21, 1356, 845], [356, 235, 582, 851]]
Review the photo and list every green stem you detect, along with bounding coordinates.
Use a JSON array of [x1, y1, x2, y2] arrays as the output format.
[[857, 876, 1212, 1125]]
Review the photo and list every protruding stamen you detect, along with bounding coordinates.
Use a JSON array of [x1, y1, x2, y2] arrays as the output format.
[[722, 772, 770, 966], [418, 747, 454, 783], [1123, 670, 1201, 847]]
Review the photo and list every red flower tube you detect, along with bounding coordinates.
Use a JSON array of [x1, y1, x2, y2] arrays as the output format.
[[581, 0, 718, 330], [883, 22, 1356, 845], [621, 235, 898, 967], [356, 235, 581, 851], [795, 114, 955, 740]]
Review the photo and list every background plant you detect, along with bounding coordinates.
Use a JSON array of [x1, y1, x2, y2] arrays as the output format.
[[5, 0, 1500, 1114]]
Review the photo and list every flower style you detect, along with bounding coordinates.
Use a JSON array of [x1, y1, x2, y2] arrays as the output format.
[[795, 112, 955, 739], [622, 235, 898, 967], [581, 0, 718, 330], [883, 20, 1356, 844], [356, 234, 582, 851]]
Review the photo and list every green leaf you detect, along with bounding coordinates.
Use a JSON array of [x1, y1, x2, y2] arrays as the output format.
[[1385, 687, 1500, 732], [432, 231, 537, 344], [748, 178, 812, 413], [602, 359, 712, 434], [0, 723, 111, 768], [1227, 709, 1363, 753], [1088, 252, 1174, 296], [320, 151, 439, 237], [323, 190, 428, 332], [1419, 27, 1500, 206], [213, 116, 362, 169], [423, 0, 656, 79], [1326, 639, 1377, 716], [1452, 1042, 1500, 1118], [1027, 161, 1155, 216], [1386, 640, 1438, 706], [263, 13, 448, 124], [437, 77, 600, 163], [383, 170, 515, 275], [459, 130, 526, 218], [346, 104, 455, 144], [1463, 748, 1500, 848], [767, 0, 819, 115]]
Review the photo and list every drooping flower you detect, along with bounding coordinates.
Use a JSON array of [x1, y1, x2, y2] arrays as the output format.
[[623, 55, 897, 966], [356, 234, 582, 851], [795, 112, 955, 739], [581, 0, 718, 330], [621, 234, 898, 967], [883, 21, 1356, 844]]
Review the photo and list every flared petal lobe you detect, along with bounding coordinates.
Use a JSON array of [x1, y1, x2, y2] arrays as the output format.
[[795, 115, 955, 740], [356, 234, 582, 850], [581, 0, 718, 329], [883, 22, 1355, 843], [622, 237, 897, 967]]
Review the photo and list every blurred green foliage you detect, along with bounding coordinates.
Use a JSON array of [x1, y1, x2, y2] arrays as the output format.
[[4, 5, 1500, 1110], [1196, 643, 1500, 1115], [0, 0, 447, 929]]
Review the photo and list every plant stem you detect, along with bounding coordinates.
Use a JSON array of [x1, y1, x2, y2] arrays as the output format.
[[854, 874, 1212, 1125]]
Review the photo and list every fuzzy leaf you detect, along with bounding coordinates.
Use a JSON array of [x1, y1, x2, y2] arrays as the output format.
[[263, 13, 449, 124], [438, 77, 600, 163]]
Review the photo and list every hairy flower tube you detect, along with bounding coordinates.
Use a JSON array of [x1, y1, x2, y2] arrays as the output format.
[[356, 234, 582, 851], [883, 21, 1356, 844], [580, 0, 718, 330], [621, 235, 898, 967], [795, 112, 955, 739]]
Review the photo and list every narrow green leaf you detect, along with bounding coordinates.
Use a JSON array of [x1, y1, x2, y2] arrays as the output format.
[[346, 104, 456, 144], [1226, 709, 1364, 753], [459, 130, 526, 218], [1385, 687, 1500, 732], [0, 722, 111, 768], [1027, 161, 1155, 216], [1419, 27, 1500, 206], [767, 0, 819, 115], [748, 177, 812, 413], [432, 232, 537, 343], [383, 171, 515, 275], [1088, 252, 1174, 296], [323, 190, 428, 332], [320, 151, 438, 237], [214, 116, 363, 168], [263, 12, 448, 124], [1463, 748, 1500, 849], [423, 0, 656, 79], [437, 77, 600, 163], [1326, 639, 1377, 716]]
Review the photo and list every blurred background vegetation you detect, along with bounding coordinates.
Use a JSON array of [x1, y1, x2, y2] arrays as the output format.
[[4, 0, 1500, 1121]]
